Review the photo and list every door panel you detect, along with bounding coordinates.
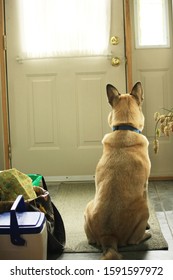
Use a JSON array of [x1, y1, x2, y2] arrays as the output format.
[[131, 0, 173, 177], [5, 0, 126, 177]]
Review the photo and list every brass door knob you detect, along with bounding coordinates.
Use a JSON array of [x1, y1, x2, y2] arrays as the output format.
[[111, 57, 121, 66], [110, 36, 119, 45]]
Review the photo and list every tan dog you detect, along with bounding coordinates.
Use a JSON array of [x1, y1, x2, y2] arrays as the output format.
[[84, 82, 151, 260]]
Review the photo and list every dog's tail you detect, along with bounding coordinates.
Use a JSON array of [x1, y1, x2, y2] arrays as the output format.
[[100, 236, 122, 260], [101, 248, 122, 260]]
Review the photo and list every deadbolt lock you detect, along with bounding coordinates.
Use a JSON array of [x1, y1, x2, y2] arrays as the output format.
[[110, 36, 119, 45]]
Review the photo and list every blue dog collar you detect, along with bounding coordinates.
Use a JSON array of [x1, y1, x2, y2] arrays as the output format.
[[112, 125, 142, 134]]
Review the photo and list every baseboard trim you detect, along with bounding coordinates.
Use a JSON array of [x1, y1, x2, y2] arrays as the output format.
[[44, 175, 95, 182], [149, 176, 173, 181]]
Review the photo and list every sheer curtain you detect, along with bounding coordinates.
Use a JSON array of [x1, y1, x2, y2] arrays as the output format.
[[18, 0, 111, 58]]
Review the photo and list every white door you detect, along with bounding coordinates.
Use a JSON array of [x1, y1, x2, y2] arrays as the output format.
[[5, 0, 126, 178], [131, 0, 173, 177]]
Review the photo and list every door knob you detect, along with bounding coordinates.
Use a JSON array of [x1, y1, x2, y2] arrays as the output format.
[[110, 36, 119, 45], [111, 57, 121, 66]]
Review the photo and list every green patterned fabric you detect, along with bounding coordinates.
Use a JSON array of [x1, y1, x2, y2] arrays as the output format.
[[0, 168, 37, 202]]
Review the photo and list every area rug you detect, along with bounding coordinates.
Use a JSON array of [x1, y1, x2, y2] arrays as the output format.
[[49, 182, 168, 253]]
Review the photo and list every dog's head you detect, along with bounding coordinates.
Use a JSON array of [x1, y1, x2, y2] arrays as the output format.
[[106, 82, 145, 131]]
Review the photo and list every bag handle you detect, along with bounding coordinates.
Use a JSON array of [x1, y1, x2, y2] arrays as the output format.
[[41, 176, 48, 191]]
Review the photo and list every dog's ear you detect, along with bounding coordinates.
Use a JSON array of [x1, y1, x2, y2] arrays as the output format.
[[106, 84, 120, 106], [130, 81, 144, 105]]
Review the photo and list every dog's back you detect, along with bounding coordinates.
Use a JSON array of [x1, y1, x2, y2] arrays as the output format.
[[84, 82, 151, 260]]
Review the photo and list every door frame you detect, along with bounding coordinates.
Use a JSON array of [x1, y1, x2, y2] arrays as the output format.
[[0, 0, 132, 170], [0, 0, 10, 169]]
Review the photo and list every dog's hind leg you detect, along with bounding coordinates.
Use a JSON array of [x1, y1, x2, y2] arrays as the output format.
[[84, 219, 96, 245], [128, 219, 151, 245], [84, 202, 97, 245]]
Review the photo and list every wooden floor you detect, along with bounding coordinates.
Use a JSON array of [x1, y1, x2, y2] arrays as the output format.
[[50, 181, 173, 260]]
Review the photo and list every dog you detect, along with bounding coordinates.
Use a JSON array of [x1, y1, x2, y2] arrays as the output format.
[[84, 82, 151, 260]]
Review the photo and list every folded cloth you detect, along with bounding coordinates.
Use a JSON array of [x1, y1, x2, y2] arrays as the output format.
[[0, 168, 37, 203]]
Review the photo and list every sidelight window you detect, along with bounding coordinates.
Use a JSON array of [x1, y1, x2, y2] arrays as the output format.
[[134, 0, 170, 48]]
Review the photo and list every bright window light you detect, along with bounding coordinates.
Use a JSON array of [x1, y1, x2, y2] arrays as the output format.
[[134, 0, 170, 48], [18, 0, 111, 58]]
